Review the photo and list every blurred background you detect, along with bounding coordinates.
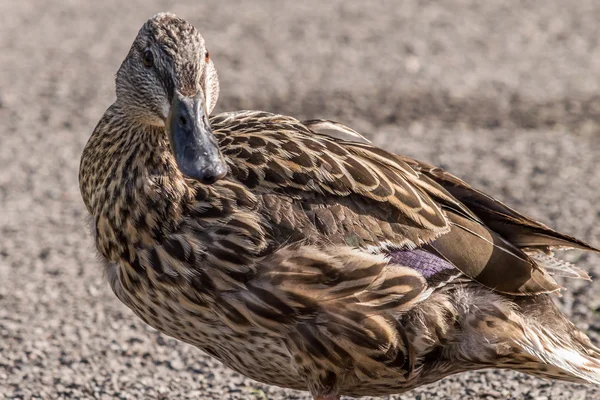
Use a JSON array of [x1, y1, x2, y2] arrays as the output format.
[[2, 0, 600, 398]]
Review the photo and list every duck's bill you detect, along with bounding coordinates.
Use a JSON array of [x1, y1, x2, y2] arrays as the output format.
[[167, 91, 227, 184]]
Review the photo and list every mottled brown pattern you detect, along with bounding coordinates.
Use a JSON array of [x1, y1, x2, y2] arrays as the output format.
[[79, 12, 600, 400]]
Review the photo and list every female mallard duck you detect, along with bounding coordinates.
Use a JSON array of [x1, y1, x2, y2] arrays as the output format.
[[79, 13, 600, 399]]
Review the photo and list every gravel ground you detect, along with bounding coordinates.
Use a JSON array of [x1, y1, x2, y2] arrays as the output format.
[[2, 0, 600, 399]]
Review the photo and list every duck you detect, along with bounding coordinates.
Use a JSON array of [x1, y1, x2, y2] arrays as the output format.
[[79, 12, 600, 400]]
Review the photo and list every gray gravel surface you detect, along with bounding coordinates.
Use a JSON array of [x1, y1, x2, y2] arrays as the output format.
[[2, 0, 600, 399]]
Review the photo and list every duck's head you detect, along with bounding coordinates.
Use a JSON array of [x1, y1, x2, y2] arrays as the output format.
[[116, 12, 226, 184]]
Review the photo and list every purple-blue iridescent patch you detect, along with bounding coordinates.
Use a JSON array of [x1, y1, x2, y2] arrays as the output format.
[[388, 249, 455, 278]]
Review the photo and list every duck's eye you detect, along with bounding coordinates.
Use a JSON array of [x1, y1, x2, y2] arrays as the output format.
[[143, 50, 154, 68], [205, 50, 210, 62]]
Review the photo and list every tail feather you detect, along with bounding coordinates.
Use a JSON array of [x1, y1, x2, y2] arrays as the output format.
[[510, 295, 600, 385], [514, 325, 600, 384], [451, 288, 600, 385], [526, 250, 592, 281]]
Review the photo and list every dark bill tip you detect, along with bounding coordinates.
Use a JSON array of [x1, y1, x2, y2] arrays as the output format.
[[179, 156, 227, 185]]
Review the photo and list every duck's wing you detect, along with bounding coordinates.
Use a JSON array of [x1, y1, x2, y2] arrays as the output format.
[[303, 119, 372, 143], [303, 117, 597, 254], [301, 117, 597, 284], [211, 111, 592, 295], [400, 156, 599, 253]]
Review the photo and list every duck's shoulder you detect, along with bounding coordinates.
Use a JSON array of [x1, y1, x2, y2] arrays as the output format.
[[210, 110, 308, 135]]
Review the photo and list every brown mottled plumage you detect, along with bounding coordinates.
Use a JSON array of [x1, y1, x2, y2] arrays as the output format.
[[79, 13, 600, 399]]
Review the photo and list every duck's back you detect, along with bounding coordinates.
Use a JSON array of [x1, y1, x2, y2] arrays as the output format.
[[208, 110, 592, 297]]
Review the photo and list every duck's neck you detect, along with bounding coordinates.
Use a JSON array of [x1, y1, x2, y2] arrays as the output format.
[[79, 102, 191, 263]]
